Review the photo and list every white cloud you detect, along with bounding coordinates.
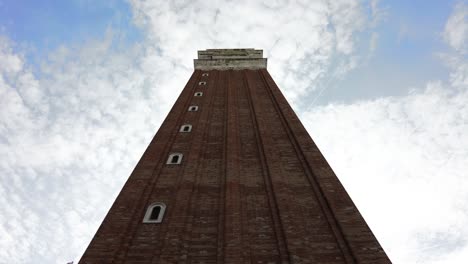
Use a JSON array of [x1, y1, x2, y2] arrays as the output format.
[[0, 37, 23, 75], [301, 80, 468, 263], [0, 31, 172, 262], [129, 0, 378, 104], [443, 2, 468, 54], [299, 3, 468, 263]]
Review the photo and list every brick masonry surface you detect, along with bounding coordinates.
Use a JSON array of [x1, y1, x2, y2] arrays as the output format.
[[79, 69, 392, 264]]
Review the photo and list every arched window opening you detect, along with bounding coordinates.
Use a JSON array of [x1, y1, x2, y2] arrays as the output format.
[[180, 124, 192, 132], [143, 203, 166, 223], [167, 153, 183, 164], [188, 105, 198, 112], [198, 81, 207, 85], [202, 73, 209, 76], [194, 92, 203, 97]]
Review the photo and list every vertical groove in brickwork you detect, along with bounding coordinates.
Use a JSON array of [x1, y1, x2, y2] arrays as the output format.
[[242, 70, 291, 263], [181, 69, 224, 263], [152, 70, 217, 263], [116, 70, 207, 263], [223, 70, 243, 263], [257, 69, 356, 264], [182, 69, 218, 262], [245, 69, 351, 263], [172, 69, 219, 264], [259, 69, 391, 263], [217, 70, 227, 263], [245, 70, 300, 262], [234, 70, 250, 263]]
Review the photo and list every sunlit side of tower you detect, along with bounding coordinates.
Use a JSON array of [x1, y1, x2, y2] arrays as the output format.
[[79, 49, 391, 263]]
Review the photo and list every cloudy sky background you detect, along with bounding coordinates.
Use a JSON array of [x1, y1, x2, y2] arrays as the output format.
[[1, 0, 467, 263]]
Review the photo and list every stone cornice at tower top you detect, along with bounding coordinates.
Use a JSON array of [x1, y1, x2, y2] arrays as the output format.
[[194, 48, 267, 70]]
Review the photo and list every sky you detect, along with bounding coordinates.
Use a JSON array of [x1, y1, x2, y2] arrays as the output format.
[[0, 0, 467, 263]]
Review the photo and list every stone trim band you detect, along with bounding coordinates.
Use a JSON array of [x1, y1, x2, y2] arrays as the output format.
[[194, 49, 267, 70]]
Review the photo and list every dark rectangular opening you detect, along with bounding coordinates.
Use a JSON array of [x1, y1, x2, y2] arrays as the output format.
[[150, 206, 162, 220]]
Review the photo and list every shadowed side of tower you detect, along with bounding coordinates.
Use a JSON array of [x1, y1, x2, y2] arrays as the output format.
[[79, 49, 391, 263]]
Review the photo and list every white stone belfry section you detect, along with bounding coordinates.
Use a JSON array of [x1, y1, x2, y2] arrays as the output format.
[[194, 49, 267, 70]]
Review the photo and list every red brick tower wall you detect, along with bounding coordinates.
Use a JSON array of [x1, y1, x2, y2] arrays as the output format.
[[79, 49, 391, 264]]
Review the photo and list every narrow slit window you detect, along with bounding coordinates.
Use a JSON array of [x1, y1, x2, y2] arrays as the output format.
[[198, 81, 206, 85], [202, 73, 209, 76], [188, 105, 198, 112], [180, 124, 192, 132], [150, 206, 161, 219], [143, 203, 166, 223], [167, 153, 183, 164], [194, 92, 203, 97]]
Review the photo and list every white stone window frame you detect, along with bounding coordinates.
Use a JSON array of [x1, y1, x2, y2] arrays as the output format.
[[202, 73, 209, 76], [179, 124, 192, 132], [143, 202, 166, 223], [188, 105, 199, 112], [166, 153, 183, 165], [194, 92, 203, 97], [198, 81, 207, 85]]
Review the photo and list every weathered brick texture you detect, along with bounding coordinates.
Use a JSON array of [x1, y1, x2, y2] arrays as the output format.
[[79, 66, 391, 263]]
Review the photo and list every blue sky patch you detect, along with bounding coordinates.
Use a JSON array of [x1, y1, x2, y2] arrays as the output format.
[[0, 0, 142, 61]]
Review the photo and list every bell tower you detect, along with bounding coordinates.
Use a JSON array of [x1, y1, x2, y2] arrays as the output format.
[[79, 49, 391, 263]]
